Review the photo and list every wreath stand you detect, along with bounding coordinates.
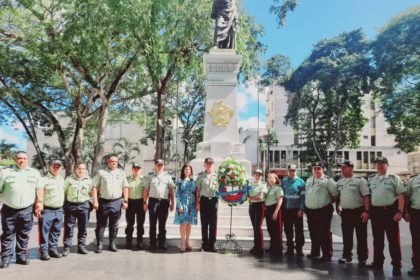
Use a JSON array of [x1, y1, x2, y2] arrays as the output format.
[[217, 184, 243, 254]]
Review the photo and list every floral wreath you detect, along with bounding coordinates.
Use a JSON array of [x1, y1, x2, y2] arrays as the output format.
[[216, 158, 250, 206]]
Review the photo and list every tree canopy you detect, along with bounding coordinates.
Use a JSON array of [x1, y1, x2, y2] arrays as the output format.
[[371, 6, 420, 152], [284, 29, 375, 174]]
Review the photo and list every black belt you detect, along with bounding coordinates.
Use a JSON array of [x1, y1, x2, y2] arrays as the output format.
[[66, 201, 89, 205], [372, 204, 397, 210], [44, 206, 62, 211], [250, 201, 265, 205], [99, 198, 121, 202], [200, 196, 216, 200], [149, 197, 168, 202]]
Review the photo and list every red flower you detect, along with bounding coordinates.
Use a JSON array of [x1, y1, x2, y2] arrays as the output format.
[[230, 174, 235, 178]]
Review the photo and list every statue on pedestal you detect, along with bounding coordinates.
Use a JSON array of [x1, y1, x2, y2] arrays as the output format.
[[211, 0, 237, 49]]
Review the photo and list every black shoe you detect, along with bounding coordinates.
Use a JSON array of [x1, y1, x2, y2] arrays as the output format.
[[126, 236, 132, 250], [16, 257, 30, 265], [49, 250, 63, 258], [358, 260, 366, 267], [408, 268, 420, 276], [109, 242, 118, 252], [307, 253, 320, 259], [95, 243, 103, 253], [40, 252, 50, 261], [393, 268, 402, 276], [158, 244, 168, 251], [77, 246, 89, 255], [0, 258, 10, 269], [367, 262, 383, 269], [296, 249, 304, 256], [207, 247, 217, 253], [286, 248, 294, 256], [149, 245, 156, 252], [338, 257, 352, 264], [320, 256, 332, 262], [136, 243, 143, 251], [62, 247, 71, 257]]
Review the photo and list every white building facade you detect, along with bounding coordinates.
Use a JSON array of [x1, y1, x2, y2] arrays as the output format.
[[241, 86, 408, 176]]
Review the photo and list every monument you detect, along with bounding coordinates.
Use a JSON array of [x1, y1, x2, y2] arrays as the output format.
[[190, 0, 251, 175]]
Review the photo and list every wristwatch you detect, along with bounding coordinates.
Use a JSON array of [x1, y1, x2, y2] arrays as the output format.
[[397, 209, 404, 214], [123, 200, 128, 203]]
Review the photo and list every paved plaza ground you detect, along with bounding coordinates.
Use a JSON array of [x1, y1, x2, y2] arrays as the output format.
[[0, 220, 415, 280]]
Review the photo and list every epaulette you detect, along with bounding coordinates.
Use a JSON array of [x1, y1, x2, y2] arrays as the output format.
[[368, 174, 376, 178], [409, 174, 419, 179]]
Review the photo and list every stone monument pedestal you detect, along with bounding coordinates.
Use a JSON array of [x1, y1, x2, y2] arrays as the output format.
[[190, 48, 251, 175]]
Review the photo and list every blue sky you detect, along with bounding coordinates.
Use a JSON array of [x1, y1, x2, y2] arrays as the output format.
[[1, 0, 420, 149], [237, 0, 420, 129]]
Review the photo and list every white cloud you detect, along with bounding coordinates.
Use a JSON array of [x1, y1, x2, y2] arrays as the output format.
[[238, 117, 266, 130], [0, 126, 26, 149], [238, 82, 269, 102], [237, 91, 248, 112]]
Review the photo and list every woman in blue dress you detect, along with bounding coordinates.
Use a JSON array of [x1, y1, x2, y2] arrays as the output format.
[[174, 164, 197, 252]]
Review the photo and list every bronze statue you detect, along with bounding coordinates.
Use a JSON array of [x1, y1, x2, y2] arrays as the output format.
[[211, 0, 237, 49]]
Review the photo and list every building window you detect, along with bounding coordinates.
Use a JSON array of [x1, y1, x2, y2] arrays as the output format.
[[371, 117, 376, 128], [274, 151, 280, 164], [377, 151, 382, 158], [294, 133, 299, 145], [357, 151, 362, 169], [344, 151, 349, 160], [293, 151, 299, 160], [363, 135, 368, 139], [363, 151, 368, 169], [371, 136, 376, 146], [281, 150, 286, 160]]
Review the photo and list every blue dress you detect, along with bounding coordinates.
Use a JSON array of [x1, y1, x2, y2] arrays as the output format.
[[174, 179, 197, 225]]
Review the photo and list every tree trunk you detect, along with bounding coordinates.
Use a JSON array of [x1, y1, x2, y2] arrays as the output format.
[[68, 117, 86, 176], [155, 89, 165, 160], [91, 104, 109, 175]]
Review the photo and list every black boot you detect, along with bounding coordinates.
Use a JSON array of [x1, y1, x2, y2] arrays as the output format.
[[136, 237, 143, 250], [0, 258, 10, 269], [126, 235, 132, 250], [95, 227, 105, 253], [109, 228, 118, 252]]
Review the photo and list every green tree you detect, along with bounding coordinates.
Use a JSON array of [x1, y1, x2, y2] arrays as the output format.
[[0, 140, 17, 160], [371, 7, 420, 152], [270, 0, 298, 27], [260, 54, 292, 87], [284, 30, 374, 175], [112, 137, 140, 169]]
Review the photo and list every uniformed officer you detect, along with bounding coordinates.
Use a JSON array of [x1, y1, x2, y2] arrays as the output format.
[[125, 163, 146, 250], [62, 162, 93, 256], [196, 157, 219, 252], [143, 159, 175, 251], [92, 155, 129, 253], [264, 172, 284, 256], [282, 164, 305, 256], [367, 157, 405, 276], [248, 169, 267, 256], [0, 151, 43, 268], [38, 160, 66, 261], [335, 160, 370, 267], [305, 161, 338, 261], [405, 174, 420, 276]]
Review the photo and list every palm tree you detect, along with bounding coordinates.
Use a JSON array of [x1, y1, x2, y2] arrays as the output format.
[[112, 137, 140, 169]]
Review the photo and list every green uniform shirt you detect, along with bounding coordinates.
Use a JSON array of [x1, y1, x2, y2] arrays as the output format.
[[64, 175, 93, 203], [264, 184, 284, 206], [93, 168, 129, 200], [305, 175, 338, 209], [405, 175, 420, 210], [368, 172, 405, 207], [0, 166, 42, 209], [128, 175, 145, 200], [249, 180, 268, 203], [337, 175, 370, 209], [145, 172, 174, 200], [42, 172, 65, 208], [196, 172, 218, 198]]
